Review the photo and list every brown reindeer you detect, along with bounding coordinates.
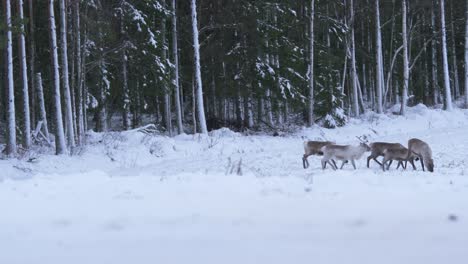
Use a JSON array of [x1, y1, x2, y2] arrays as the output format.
[[367, 142, 406, 168], [302, 141, 334, 169], [381, 147, 418, 171], [407, 138, 434, 172]]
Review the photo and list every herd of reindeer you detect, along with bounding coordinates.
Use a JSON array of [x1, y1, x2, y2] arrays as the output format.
[[302, 138, 434, 172]]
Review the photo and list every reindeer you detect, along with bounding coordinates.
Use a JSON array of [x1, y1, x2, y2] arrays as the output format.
[[381, 147, 418, 171], [407, 138, 434, 172], [367, 142, 406, 168], [302, 141, 335, 169], [320, 143, 371, 170]]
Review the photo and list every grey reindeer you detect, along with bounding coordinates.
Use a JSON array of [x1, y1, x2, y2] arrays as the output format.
[[321, 143, 371, 170]]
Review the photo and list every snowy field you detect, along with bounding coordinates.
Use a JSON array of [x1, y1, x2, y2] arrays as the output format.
[[1, 104, 468, 264]]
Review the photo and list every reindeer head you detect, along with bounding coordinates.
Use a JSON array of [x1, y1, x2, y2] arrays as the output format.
[[356, 136, 370, 151], [359, 142, 371, 151], [427, 158, 434, 172]]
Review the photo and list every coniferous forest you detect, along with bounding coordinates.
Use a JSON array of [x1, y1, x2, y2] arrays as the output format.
[[1, 0, 468, 156], [3, 2, 468, 261]]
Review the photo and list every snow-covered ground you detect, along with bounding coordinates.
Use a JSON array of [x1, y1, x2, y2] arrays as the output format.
[[1, 104, 468, 264]]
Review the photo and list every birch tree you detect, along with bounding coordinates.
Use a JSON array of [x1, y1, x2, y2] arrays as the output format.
[[308, 0, 315, 126], [5, 0, 16, 156], [440, 0, 453, 110], [60, 0, 75, 147], [191, 0, 208, 134], [18, 0, 31, 149], [375, 0, 384, 113], [49, 0, 67, 154], [172, 0, 184, 134], [400, 0, 409, 115]]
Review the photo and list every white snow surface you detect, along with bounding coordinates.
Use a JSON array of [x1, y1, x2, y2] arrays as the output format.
[[1, 105, 468, 264]]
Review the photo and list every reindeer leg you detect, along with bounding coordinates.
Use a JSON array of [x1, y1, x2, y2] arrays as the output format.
[[386, 160, 392, 170], [329, 161, 337, 170], [302, 157, 308, 169], [373, 157, 383, 166], [420, 157, 425, 171], [321, 159, 326, 170], [396, 161, 401, 169], [340, 161, 346, 169], [387, 160, 393, 168], [410, 159, 416, 170], [382, 158, 387, 171], [331, 159, 337, 169], [367, 156, 372, 168], [351, 160, 356, 169]]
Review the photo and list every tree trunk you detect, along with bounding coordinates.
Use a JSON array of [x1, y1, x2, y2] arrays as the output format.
[[161, 0, 172, 136], [465, 0, 468, 107], [222, 61, 228, 125], [121, 12, 130, 130], [59, 0, 75, 148], [192, 74, 197, 134], [265, 40, 274, 126], [36, 73, 50, 141], [440, 0, 453, 110], [82, 22, 89, 134], [350, 0, 359, 116], [95, 9, 108, 132], [49, 0, 67, 154], [341, 52, 348, 109], [375, 0, 384, 113], [172, 0, 184, 134], [191, 0, 208, 133], [401, 0, 409, 115], [431, 1, 440, 105], [210, 62, 217, 119], [4, 0, 17, 156], [449, 3, 460, 99], [245, 89, 254, 128], [28, 0, 36, 130], [307, 0, 315, 126], [236, 81, 243, 128], [73, 0, 84, 145], [423, 13, 430, 104], [18, 0, 31, 149]]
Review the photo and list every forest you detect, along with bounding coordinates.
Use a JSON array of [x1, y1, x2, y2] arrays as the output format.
[[0, 0, 468, 156], [2, 1, 468, 262]]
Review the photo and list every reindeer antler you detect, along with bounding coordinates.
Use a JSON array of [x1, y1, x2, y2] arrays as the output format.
[[356, 135, 369, 143]]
